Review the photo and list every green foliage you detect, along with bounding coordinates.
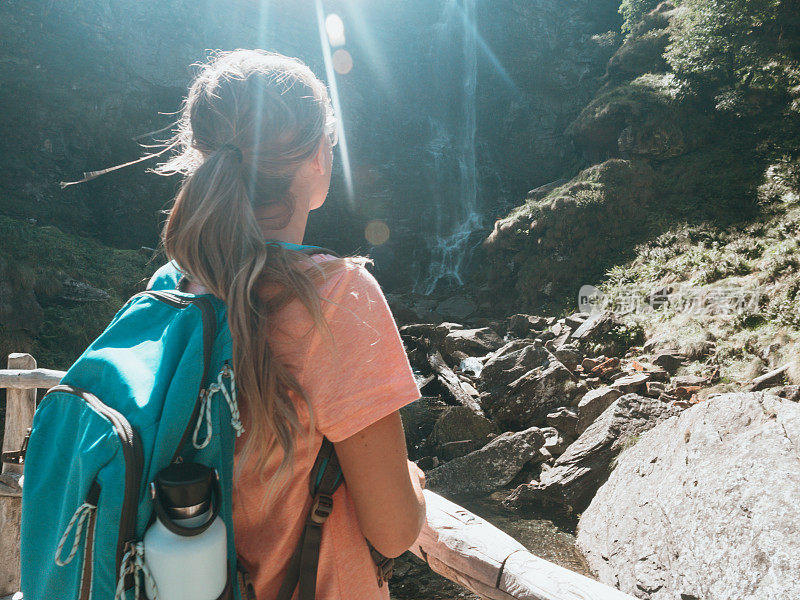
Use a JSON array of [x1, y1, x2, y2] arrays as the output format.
[[0, 215, 160, 369], [619, 0, 663, 35], [665, 0, 800, 105]]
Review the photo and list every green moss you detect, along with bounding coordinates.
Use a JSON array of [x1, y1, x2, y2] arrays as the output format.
[[0, 215, 160, 370]]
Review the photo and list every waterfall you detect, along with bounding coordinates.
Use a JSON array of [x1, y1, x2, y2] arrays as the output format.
[[417, 0, 481, 295]]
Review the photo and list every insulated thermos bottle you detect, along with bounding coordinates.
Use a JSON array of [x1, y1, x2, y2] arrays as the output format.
[[144, 462, 227, 600]]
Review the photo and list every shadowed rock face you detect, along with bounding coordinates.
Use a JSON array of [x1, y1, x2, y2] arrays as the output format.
[[577, 392, 800, 600], [427, 426, 545, 496], [0, 0, 622, 291], [504, 392, 682, 512]]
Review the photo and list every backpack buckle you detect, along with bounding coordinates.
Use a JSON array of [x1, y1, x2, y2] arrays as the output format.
[[309, 492, 333, 524]]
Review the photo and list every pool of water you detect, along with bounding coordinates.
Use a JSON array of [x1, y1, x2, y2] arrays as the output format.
[[389, 490, 593, 599]]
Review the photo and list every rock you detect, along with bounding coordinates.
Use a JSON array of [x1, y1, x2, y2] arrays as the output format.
[[610, 372, 650, 394], [436, 296, 477, 321], [576, 387, 622, 434], [750, 364, 789, 391], [482, 359, 585, 431], [581, 357, 601, 371], [540, 427, 569, 457], [545, 407, 579, 438], [564, 312, 589, 330], [59, 278, 111, 303], [426, 427, 545, 496], [651, 350, 685, 374], [553, 342, 582, 371], [505, 393, 682, 512], [508, 313, 547, 336], [429, 406, 499, 460], [426, 351, 484, 415], [400, 396, 449, 459], [670, 374, 708, 387], [778, 385, 800, 402], [570, 311, 618, 342], [399, 322, 456, 347], [460, 379, 479, 397], [645, 380, 666, 397], [537, 330, 556, 343], [480, 342, 549, 392], [444, 327, 504, 356], [590, 356, 621, 379], [577, 392, 800, 600], [415, 456, 439, 471]]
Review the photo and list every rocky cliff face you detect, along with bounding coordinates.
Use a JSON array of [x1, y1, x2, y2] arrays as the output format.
[[0, 0, 621, 279], [0, 0, 624, 364]]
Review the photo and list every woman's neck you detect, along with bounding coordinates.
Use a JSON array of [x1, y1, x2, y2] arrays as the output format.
[[255, 205, 310, 245]]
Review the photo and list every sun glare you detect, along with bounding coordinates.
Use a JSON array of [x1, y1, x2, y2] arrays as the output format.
[[325, 13, 346, 47]]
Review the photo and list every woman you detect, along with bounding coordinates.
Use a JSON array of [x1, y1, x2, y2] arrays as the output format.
[[157, 49, 426, 599]]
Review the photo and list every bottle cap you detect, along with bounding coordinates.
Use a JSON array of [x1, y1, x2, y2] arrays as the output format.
[[155, 462, 214, 520]]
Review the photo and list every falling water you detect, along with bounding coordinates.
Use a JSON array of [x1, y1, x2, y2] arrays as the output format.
[[417, 0, 482, 295]]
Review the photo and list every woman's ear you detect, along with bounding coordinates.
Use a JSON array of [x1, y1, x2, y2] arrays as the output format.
[[310, 138, 328, 175]]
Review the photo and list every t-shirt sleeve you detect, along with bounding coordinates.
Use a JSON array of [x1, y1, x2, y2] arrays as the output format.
[[300, 262, 421, 442]]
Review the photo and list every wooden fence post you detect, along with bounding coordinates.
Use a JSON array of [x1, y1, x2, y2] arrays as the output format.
[[1, 353, 37, 596]]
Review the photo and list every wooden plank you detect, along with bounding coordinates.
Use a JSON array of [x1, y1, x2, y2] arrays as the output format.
[[0, 368, 64, 390], [411, 490, 637, 600], [1, 354, 37, 596]]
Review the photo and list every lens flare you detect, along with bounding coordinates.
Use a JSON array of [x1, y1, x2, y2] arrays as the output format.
[[333, 49, 353, 75], [325, 13, 346, 47], [365, 220, 390, 246], [315, 0, 354, 204]]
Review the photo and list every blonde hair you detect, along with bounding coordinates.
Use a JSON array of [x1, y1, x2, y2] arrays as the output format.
[[158, 49, 337, 490]]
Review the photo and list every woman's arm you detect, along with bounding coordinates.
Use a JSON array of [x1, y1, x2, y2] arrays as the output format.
[[333, 410, 426, 558]]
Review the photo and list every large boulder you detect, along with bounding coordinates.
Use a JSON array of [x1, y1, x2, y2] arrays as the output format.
[[505, 393, 682, 512], [577, 392, 800, 600], [482, 160, 657, 312], [482, 359, 585, 431], [479, 341, 549, 393], [426, 427, 545, 496], [443, 327, 504, 357], [429, 406, 499, 460]]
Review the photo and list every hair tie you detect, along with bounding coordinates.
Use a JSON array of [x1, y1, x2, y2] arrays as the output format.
[[220, 143, 243, 163]]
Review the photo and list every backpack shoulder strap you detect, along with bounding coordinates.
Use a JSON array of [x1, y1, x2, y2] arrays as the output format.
[[275, 438, 342, 600], [274, 438, 394, 600]]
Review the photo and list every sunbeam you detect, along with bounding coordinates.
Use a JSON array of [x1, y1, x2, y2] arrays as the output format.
[[340, 0, 397, 98], [456, 3, 518, 93], [315, 0, 354, 206]]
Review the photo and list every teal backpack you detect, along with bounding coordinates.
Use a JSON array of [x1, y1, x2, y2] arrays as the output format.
[[19, 244, 389, 600]]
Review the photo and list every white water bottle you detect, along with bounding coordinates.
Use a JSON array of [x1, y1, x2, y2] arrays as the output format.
[[143, 462, 227, 600]]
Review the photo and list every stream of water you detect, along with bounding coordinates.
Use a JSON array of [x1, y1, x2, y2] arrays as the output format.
[[417, 0, 483, 295]]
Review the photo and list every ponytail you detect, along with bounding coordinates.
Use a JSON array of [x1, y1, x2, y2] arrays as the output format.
[[160, 50, 338, 497]]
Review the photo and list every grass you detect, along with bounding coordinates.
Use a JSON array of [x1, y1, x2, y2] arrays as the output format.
[[597, 160, 800, 385]]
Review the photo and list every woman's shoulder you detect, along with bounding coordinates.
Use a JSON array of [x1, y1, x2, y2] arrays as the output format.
[[308, 255, 380, 300]]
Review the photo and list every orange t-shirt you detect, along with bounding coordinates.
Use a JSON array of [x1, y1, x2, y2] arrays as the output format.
[[231, 255, 421, 600]]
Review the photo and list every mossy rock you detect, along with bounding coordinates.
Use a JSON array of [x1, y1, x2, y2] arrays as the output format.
[[567, 74, 706, 161], [482, 159, 657, 312], [0, 215, 159, 370]]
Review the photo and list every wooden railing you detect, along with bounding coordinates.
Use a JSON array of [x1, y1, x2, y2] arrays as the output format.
[[0, 353, 635, 600]]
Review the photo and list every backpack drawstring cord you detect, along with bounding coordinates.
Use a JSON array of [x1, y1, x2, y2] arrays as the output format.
[[192, 363, 244, 449], [114, 541, 159, 600], [54, 501, 96, 566]]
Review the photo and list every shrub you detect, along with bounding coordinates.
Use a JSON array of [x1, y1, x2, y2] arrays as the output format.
[[620, 0, 663, 35], [665, 0, 800, 103]]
